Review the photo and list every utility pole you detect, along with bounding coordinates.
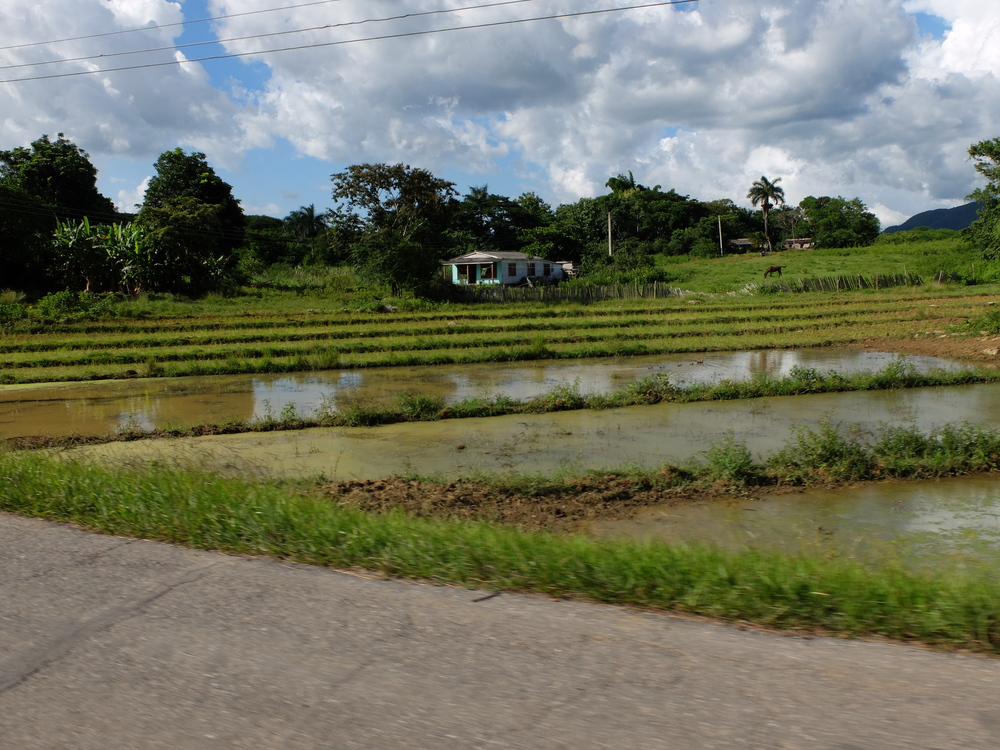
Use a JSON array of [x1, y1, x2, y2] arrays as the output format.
[[718, 216, 724, 256], [608, 211, 613, 257]]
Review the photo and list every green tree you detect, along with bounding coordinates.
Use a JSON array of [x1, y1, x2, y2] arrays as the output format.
[[0, 133, 116, 222], [137, 197, 227, 295], [747, 175, 786, 250], [142, 148, 245, 254], [242, 215, 287, 266], [967, 137, 1000, 205], [0, 182, 55, 290], [52, 219, 152, 294], [666, 200, 760, 257], [51, 217, 115, 293], [330, 163, 456, 294], [771, 204, 806, 241], [964, 137, 1000, 259], [450, 186, 549, 254], [799, 196, 880, 248], [516, 192, 555, 228], [283, 204, 330, 264]]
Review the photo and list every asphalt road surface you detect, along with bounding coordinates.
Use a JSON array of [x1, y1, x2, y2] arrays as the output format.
[[1, 512, 998, 749]]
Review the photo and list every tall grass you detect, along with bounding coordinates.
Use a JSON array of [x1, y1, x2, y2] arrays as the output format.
[[0, 449, 997, 652]]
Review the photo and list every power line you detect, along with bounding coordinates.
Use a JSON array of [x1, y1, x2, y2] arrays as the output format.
[[0, 0, 349, 53], [0, 0, 541, 73], [0, 0, 700, 85]]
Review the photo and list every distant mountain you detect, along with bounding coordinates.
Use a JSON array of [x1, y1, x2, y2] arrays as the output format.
[[883, 202, 982, 233]]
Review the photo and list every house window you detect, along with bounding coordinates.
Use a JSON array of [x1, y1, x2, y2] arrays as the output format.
[[527, 262, 536, 276], [507, 262, 517, 277], [543, 263, 551, 277], [481, 262, 497, 280]]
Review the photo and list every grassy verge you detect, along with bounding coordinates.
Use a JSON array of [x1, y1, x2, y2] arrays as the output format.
[[1, 448, 997, 653]]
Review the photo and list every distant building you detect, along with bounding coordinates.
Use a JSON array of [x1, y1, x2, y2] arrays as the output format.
[[781, 238, 814, 250], [442, 251, 567, 285], [727, 238, 756, 252]]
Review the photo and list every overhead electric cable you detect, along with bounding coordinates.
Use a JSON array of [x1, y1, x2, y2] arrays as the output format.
[[0, 0, 541, 73], [0, 0, 350, 52], [0, 0, 700, 84]]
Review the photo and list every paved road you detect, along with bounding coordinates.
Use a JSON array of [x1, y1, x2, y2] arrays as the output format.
[[1, 512, 998, 749]]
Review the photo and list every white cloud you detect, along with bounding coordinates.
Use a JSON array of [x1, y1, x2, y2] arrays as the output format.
[[115, 175, 150, 213], [0, 0, 242, 161], [2, 0, 999, 221]]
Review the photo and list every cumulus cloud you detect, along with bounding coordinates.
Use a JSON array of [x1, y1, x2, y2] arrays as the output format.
[[2, 0, 999, 222], [0, 0, 241, 160]]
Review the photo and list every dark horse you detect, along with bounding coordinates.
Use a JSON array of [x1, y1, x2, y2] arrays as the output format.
[[763, 265, 786, 278]]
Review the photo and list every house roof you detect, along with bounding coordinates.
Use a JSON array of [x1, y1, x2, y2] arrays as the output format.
[[442, 251, 552, 264]]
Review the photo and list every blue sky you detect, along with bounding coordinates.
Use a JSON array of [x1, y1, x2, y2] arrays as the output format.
[[3, 0, 999, 227]]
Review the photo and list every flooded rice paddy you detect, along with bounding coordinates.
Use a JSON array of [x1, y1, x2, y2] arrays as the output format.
[[63, 382, 1000, 481], [0, 348, 968, 439], [590, 475, 1000, 562], [8, 346, 999, 559]]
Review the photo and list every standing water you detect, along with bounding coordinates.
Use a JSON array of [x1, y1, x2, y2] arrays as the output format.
[[0, 349, 968, 438], [589, 475, 1000, 563]]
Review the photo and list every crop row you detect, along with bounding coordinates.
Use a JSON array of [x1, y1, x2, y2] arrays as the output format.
[[12, 287, 981, 338], [0, 301, 941, 356], [1, 289, 988, 385], [0, 308, 939, 372]]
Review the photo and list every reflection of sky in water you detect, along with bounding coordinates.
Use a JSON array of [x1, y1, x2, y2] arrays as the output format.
[[264, 350, 965, 412], [0, 349, 977, 438], [251, 373, 359, 420], [591, 476, 1000, 562]]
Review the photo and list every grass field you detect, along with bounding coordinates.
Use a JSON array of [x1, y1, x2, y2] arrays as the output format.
[[655, 236, 989, 292], [0, 282, 996, 385]]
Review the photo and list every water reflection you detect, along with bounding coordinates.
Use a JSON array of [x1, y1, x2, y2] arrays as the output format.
[[0, 349, 967, 438], [590, 476, 1000, 562], [67, 383, 1000, 486]]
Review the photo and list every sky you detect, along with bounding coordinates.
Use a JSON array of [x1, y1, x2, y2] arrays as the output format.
[[1, 0, 999, 228]]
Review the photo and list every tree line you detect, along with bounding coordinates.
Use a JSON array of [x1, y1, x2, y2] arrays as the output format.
[[3, 132, 997, 298]]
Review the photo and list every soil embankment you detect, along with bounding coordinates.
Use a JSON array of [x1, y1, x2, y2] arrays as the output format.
[[324, 475, 795, 533], [853, 333, 1000, 366]]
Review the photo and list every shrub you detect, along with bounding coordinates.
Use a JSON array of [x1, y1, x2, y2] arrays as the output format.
[[703, 433, 756, 484], [768, 420, 875, 482], [33, 290, 118, 322], [395, 392, 445, 421]]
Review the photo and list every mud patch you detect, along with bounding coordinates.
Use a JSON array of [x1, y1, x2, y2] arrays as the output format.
[[321, 474, 755, 533], [853, 335, 1000, 367]]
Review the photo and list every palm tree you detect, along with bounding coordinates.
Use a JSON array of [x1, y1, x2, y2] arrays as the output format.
[[284, 204, 328, 243], [747, 176, 786, 251]]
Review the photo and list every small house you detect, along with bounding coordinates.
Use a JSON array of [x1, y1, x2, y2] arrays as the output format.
[[727, 238, 756, 253], [442, 251, 566, 286]]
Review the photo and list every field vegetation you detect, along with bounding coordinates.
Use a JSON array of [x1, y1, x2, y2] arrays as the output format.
[[3, 428, 1000, 653], [1, 243, 997, 387], [3, 232, 1000, 650], [6, 132, 1000, 651]]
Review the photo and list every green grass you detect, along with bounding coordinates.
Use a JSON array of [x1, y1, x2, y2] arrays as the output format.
[[0, 284, 995, 384], [652, 237, 989, 293], [1, 448, 997, 652]]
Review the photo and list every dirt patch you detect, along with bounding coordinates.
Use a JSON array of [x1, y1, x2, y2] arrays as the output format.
[[320, 475, 777, 533], [849, 333, 1000, 368]]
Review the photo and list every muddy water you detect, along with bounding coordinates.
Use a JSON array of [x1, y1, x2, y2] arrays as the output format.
[[66, 383, 1000, 483], [589, 475, 1000, 561], [0, 349, 967, 438]]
